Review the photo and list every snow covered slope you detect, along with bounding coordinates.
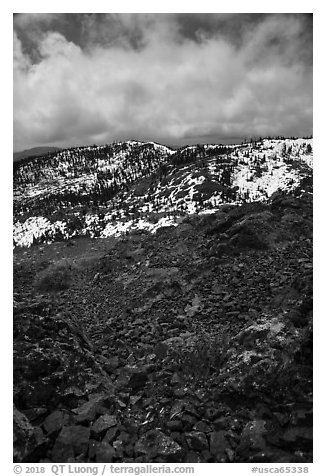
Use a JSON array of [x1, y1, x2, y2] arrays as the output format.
[[13, 138, 312, 247]]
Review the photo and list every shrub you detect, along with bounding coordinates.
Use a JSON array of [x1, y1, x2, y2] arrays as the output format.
[[33, 259, 76, 292], [168, 331, 230, 379]]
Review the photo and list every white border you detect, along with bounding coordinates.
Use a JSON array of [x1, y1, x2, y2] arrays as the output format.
[[4, 3, 321, 475]]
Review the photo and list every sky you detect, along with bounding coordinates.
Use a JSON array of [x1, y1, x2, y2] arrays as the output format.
[[13, 13, 313, 151]]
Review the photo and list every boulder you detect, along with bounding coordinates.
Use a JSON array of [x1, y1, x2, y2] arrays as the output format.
[[237, 420, 267, 457], [91, 414, 118, 436], [52, 425, 90, 462], [43, 410, 70, 434], [128, 370, 148, 390], [72, 393, 110, 423], [184, 452, 204, 463], [95, 442, 116, 463], [209, 431, 229, 462], [13, 406, 37, 462], [135, 429, 183, 462], [185, 431, 208, 451], [166, 420, 183, 431], [193, 421, 212, 433]]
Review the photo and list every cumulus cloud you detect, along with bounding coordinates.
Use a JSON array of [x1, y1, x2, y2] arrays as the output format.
[[13, 13, 312, 151]]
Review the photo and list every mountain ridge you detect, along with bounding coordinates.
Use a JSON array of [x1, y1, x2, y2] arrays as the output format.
[[13, 137, 312, 248], [13, 146, 62, 163]]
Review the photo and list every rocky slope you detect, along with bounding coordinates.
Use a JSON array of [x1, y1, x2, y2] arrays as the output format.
[[14, 187, 312, 463]]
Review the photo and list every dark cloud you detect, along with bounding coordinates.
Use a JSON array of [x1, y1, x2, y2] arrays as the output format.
[[177, 13, 267, 45], [13, 13, 312, 151]]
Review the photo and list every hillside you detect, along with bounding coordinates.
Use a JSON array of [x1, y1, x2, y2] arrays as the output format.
[[13, 146, 62, 163], [13, 137, 312, 248], [13, 137, 313, 463]]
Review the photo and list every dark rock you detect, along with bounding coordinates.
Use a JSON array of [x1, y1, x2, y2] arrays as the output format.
[[154, 342, 169, 359], [286, 309, 305, 327], [17, 380, 58, 409], [205, 407, 221, 420], [184, 451, 203, 463], [185, 431, 208, 451], [201, 449, 214, 462], [180, 413, 197, 429], [273, 412, 290, 427], [72, 393, 110, 423], [226, 447, 235, 462], [33, 427, 47, 447], [209, 431, 229, 462], [124, 443, 135, 457], [113, 440, 124, 458], [228, 226, 268, 251], [23, 353, 61, 379], [22, 407, 47, 423], [166, 420, 183, 432], [278, 426, 313, 452], [135, 429, 183, 462], [13, 406, 37, 462], [103, 356, 120, 372], [43, 410, 70, 434], [173, 388, 187, 398], [290, 407, 313, 426], [236, 326, 269, 348], [248, 449, 297, 463], [103, 427, 119, 444], [118, 431, 130, 443], [213, 417, 229, 430], [52, 425, 90, 462], [170, 372, 182, 385], [88, 439, 98, 459], [124, 366, 148, 390], [91, 414, 118, 436], [237, 420, 267, 456], [193, 421, 213, 433], [95, 442, 116, 463]]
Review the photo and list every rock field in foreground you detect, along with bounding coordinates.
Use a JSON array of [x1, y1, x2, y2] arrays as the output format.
[[14, 193, 312, 463]]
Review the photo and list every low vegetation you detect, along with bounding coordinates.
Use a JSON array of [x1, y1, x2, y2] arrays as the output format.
[[33, 259, 76, 292]]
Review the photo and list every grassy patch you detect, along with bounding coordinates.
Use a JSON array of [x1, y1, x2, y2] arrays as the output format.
[[33, 258, 77, 293], [169, 331, 230, 379]]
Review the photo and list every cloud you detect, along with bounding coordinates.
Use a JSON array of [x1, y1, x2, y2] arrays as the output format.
[[13, 14, 312, 150]]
